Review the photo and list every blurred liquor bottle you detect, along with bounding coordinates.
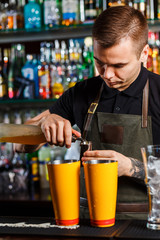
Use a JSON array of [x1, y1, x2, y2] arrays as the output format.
[[152, 46, 159, 74], [43, 0, 61, 28], [21, 54, 39, 99], [3, 48, 10, 82], [0, 1, 8, 30], [24, 0, 41, 29], [6, 0, 17, 29], [38, 0, 44, 26], [139, 0, 146, 16], [16, 0, 25, 29], [146, 0, 157, 19], [62, 0, 79, 26], [6, 0, 24, 29], [51, 40, 64, 98], [38, 144, 51, 189], [133, 0, 147, 17], [84, 0, 102, 22], [8, 44, 25, 99], [7, 45, 15, 99], [79, 0, 85, 23], [84, 0, 97, 21], [108, 0, 126, 7], [38, 42, 51, 99], [26, 151, 40, 194], [0, 48, 7, 99], [158, 0, 160, 19], [126, 0, 133, 7]]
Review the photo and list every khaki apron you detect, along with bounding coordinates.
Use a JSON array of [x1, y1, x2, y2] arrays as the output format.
[[80, 79, 153, 219]]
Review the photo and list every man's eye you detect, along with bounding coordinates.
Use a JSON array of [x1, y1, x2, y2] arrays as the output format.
[[115, 64, 125, 68]]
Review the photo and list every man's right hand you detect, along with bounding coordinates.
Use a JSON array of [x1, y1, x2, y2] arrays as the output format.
[[39, 113, 81, 148], [14, 110, 81, 153]]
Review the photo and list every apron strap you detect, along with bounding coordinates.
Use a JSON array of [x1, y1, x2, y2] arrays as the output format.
[[82, 77, 149, 138], [142, 78, 149, 128], [82, 82, 104, 139]]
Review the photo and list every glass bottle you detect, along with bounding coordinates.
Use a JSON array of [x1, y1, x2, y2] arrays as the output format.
[[126, 0, 133, 7], [43, 0, 61, 28], [79, 0, 85, 23], [139, 0, 146, 16], [24, 0, 41, 29], [157, 0, 160, 19], [26, 150, 40, 193], [38, 0, 44, 27], [16, 0, 25, 29], [21, 54, 35, 99], [3, 48, 10, 82], [38, 42, 51, 99], [62, 0, 79, 26], [0, 48, 7, 99], [51, 40, 64, 98], [108, 0, 126, 7], [6, 0, 17, 29], [8, 45, 15, 99], [0, 1, 8, 30], [38, 144, 50, 189], [84, 0, 97, 22]]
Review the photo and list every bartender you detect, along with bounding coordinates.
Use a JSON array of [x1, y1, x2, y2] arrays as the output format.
[[14, 6, 160, 219]]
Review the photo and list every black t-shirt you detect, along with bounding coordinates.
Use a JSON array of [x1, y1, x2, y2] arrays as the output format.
[[49, 66, 160, 145]]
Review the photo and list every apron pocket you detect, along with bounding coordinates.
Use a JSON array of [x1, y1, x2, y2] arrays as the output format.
[[101, 124, 124, 145]]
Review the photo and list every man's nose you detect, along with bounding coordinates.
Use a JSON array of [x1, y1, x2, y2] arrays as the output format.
[[103, 65, 115, 79]]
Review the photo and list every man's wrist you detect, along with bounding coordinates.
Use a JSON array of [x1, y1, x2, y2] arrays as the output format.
[[128, 157, 145, 181]]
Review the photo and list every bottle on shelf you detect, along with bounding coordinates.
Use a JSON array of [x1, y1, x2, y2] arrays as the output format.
[[0, 142, 10, 173], [139, 0, 146, 16], [38, 144, 51, 189], [51, 40, 64, 98], [3, 48, 10, 82], [11, 152, 28, 193], [0, 48, 7, 99], [79, 0, 85, 23], [158, 0, 160, 19], [3, 113, 10, 124], [24, 0, 41, 29], [6, 0, 18, 29], [62, 0, 79, 26], [26, 150, 40, 193], [16, 0, 25, 29], [84, 0, 102, 22], [8, 44, 25, 99], [43, 0, 61, 28], [14, 112, 22, 124], [2, 113, 13, 163], [38, 42, 51, 99], [21, 54, 39, 99], [0, 1, 8, 30], [126, 0, 133, 7], [38, 0, 44, 26], [108, 0, 126, 7]]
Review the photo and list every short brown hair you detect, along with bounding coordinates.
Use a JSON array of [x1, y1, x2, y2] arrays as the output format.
[[92, 6, 148, 58]]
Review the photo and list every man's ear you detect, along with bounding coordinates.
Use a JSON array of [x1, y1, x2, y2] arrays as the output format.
[[140, 44, 149, 64]]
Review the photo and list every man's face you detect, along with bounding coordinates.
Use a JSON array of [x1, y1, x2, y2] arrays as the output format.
[[93, 38, 147, 91]]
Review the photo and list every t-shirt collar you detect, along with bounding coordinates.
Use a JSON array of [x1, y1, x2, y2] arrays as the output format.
[[102, 65, 148, 99]]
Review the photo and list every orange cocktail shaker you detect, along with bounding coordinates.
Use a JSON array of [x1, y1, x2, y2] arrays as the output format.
[[83, 159, 118, 227], [47, 159, 80, 226]]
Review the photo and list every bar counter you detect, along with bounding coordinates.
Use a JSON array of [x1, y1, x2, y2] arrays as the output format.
[[0, 189, 158, 240]]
